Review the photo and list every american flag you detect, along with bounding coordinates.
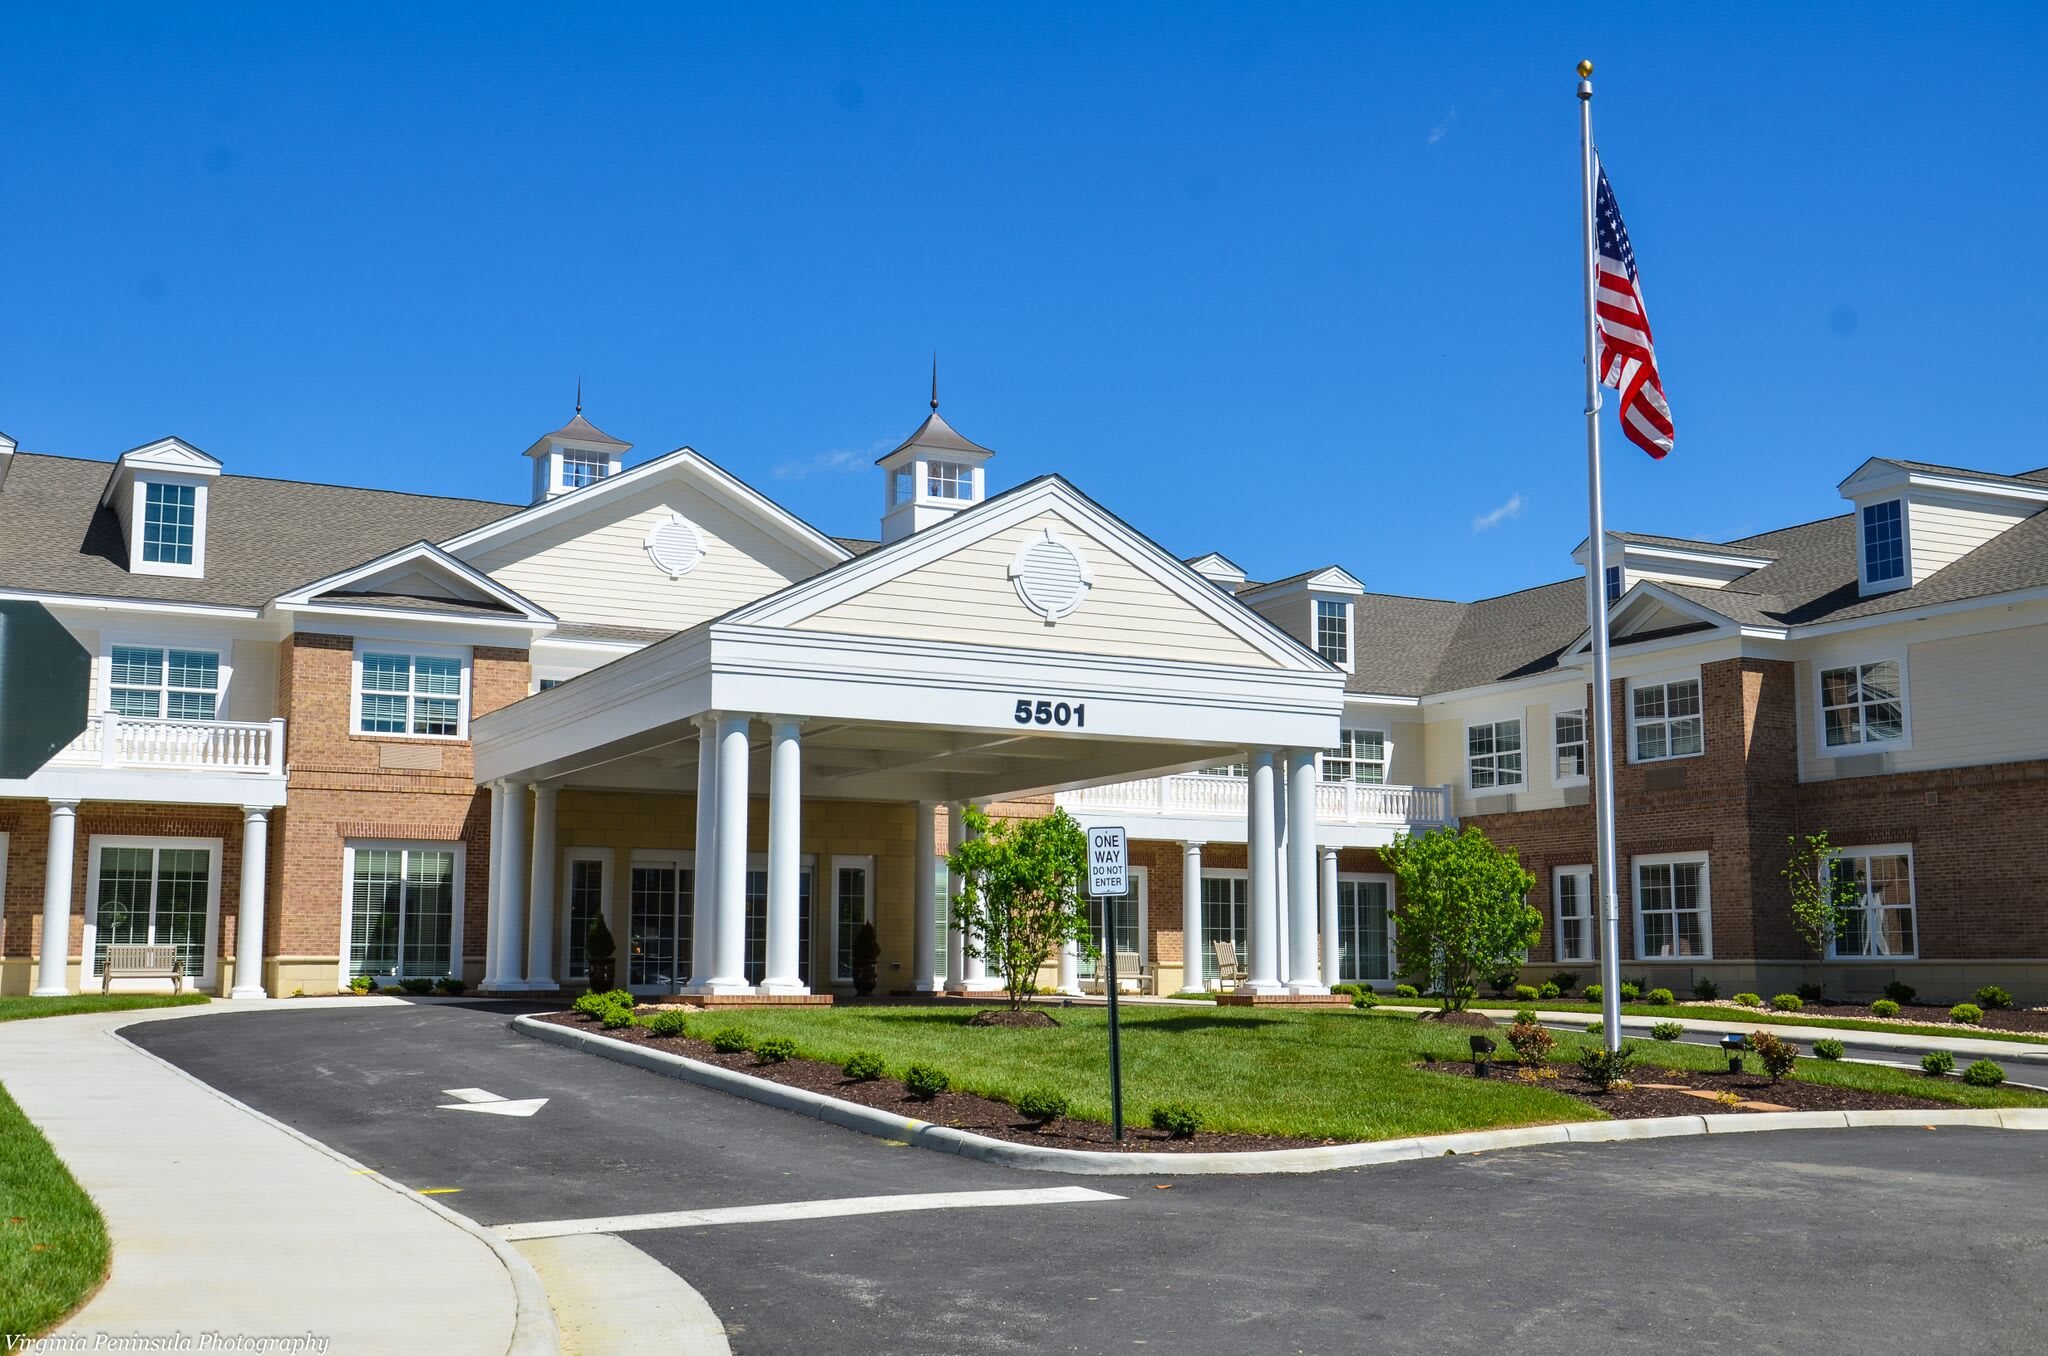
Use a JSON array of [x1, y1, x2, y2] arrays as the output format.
[[1594, 164, 1674, 458]]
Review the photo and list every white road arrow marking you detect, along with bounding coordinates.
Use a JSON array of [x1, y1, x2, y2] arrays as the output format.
[[438, 1087, 549, 1117]]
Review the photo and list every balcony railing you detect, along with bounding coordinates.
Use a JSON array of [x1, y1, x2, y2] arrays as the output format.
[[54, 714, 286, 776], [1062, 772, 1453, 827]]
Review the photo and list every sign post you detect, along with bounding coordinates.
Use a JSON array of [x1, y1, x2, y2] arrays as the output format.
[[1087, 825, 1129, 1141]]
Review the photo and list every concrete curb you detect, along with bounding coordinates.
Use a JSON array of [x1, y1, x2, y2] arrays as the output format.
[[513, 1014, 2048, 1178], [111, 1009, 560, 1356]]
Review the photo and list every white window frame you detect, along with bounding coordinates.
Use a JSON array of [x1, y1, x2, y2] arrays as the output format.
[[1815, 656, 1912, 756], [1198, 869, 1249, 988], [337, 840, 467, 986], [1552, 864, 1595, 963], [1858, 498, 1910, 593], [1082, 865, 1149, 977], [1553, 708, 1588, 785], [86, 835, 225, 991], [1466, 717, 1525, 795], [131, 477, 209, 578], [351, 639, 473, 741], [1628, 674, 1704, 764], [101, 636, 231, 723], [925, 460, 972, 501], [1312, 597, 1353, 672], [830, 854, 877, 985], [1632, 852, 1712, 961], [558, 448, 608, 491], [1321, 727, 1388, 785], [625, 849, 695, 995], [1333, 872, 1398, 984], [560, 847, 614, 982], [1825, 844, 1918, 961], [1603, 564, 1624, 605]]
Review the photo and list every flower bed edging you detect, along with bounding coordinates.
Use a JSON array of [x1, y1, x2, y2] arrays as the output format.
[[511, 1015, 2048, 1177]]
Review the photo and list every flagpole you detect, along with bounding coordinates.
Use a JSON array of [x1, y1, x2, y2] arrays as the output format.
[[1577, 59, 1624, 1054]]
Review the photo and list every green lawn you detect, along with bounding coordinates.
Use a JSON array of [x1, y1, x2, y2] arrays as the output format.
[[0, 1082, 109, 1338], [1374, 997, 2048, 1046], [0, 994, 207, 1024], [658, 1004, 2048, 1140]]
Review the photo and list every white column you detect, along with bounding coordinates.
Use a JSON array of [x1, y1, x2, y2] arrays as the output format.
[[913, 800, 940, 992], [1178, 841, 1207, 993], [1243, 750, 1282, 994], [33, 800, 80, 996], [706, 714, 753, 994], [1273, 781, 1291, 984], [1286, 750, 1326, 993], [954, 803, 1002, 994], [688, 717, 719, 991], [1057, 936, 1080, 996], [761, 719, 807, 995], [230, 807, 271, 1000], [525, 783, 559, 989], [488, 780, 531, 993], [943, 802, 966, 992], [481, 782, 509, 990], [1319, 846, 1341, 988]]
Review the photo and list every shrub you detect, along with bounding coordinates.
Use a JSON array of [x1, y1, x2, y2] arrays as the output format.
[[1513, 984, 1540, 1002], [754, 1036, 798, 1064], [1513, 1007, 1539, 1025], [1973, 985, 2014, 1011], [1506, 1020, 1555, 1066], [842, 1051, 886, 1081], [1747, 1030, 1797, 1083], [1583, 984, 1604, 1003], [1650, 1021, 1684, 1041], [1351, 992, 1379, 1010], [1330, 983, 1364, 999], [1870, 999, 1901, 1018], [904, 1064, 950, 1099], [1618, 982, 1642, 1002], [709, 1027, 750, 1054], [1646, 988, 1675, 1006], [1017, 1088, 1070, 1124], [1812, 1038, 1846, 1061], [436, 977, 466, 996], [1796, 983, 1825, 1003], [572, 992, 611, 1019], [1963, 1059, 2006, 1088], [1920, 1049, 1956, 1077], [398, 976, 435, 995], [1585, 1020, 1604, 1038], [599, 1003, 635, 1030], [1883, 980, 1917, 1004], [645, 1010, 691, 1039], [1150, 1102, 1204, 1138], [349, 974, 375, 994], [1949, 1003, 1984, 1025], [1538, 981, 1562, 999], [1548, 972, 1580, 993], [1733, 992, 1764, 1008], [599, 989, 637, 1009], [1770, 993, 1804, 1012], [1576, 1043, 1637, 1091], [1489, 970, 1521, 998], [1693, 978, 1721, 1001], [1393, 984, 1420, 999]]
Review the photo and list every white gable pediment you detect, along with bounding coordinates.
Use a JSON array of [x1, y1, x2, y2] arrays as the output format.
[[274, 541, 554, 624]]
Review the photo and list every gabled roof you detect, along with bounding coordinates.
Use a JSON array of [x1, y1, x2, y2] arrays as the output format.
[[1238, 565, 1366, 598], [273, 540, 554, 625]]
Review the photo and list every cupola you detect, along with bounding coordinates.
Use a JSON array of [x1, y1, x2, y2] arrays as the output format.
[[877, 364, 993, 543], [523, 391, 631, 503]]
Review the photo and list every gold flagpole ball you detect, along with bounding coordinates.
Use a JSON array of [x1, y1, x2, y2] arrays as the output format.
[[1577, 59, 1594, 77]]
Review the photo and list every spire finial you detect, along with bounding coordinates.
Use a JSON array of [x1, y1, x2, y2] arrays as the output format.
[[930, 352, 939, 412], [575, 377, 583, 415]]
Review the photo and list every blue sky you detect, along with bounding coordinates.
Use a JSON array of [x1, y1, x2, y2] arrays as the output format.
[[4, 4, 2044, 601]]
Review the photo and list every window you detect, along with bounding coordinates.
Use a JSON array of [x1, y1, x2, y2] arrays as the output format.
[[1554, 709, 1587, 781], [1314, 599, 1350, 666], [1197, 762, 1249, 777], [628, 860, 691, 989], [1323, 729, 1387, 784], [1334, 878, 1395, 983], [1199, 874, 1248, 984], [89, 838, 219, 987], [564, 857, 605, 981], [743, 866, 814, 987], [932, 858, 951, 983], [537, 677, 566, 692], [925, 460, 970, 500], [1553, 866, 1595, 962], [109, 645, 220, 721], [560, 450, 607, 489], [141, 482, 197, 565], [1081, 869, 1146, 979], [345, 844, 457, 980], [1634, 855, 1710, 958], [1631, 678, 1702, 761], [1861, 500, 1906, 585], [891, 466, 914, 507], [1467, 719, 1524, 791], [1604, 565, 1623, 604], [356, 648, 466, 737], [832, 858, 874, 984], [1827, 848, 1916, 959], [1820, 660, 1906, 749]]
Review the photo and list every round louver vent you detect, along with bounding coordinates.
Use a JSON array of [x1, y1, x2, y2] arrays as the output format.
[[645, 514, 706, 579], [1008, 527, 1093, 623]]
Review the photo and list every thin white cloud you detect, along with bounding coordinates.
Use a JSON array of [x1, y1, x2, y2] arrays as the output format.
[[1427, 107, 1457, 145], [1472, 493, 1524, 533], [773, 441, 885, 480]]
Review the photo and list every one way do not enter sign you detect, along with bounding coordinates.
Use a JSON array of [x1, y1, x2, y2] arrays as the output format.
[[1087, 825, 1127, 898]]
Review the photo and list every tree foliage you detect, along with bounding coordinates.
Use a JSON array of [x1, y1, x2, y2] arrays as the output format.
[[948, 804, 1094, 1010], [1781, 831, 1863, 957], [1380, 825, 1539, 1012]]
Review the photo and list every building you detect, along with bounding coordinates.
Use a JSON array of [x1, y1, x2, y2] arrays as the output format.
[[2, 410, 2043, 1003]]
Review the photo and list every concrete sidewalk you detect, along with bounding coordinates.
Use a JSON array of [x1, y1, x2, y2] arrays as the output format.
[[0, 1002, 554, 1354]]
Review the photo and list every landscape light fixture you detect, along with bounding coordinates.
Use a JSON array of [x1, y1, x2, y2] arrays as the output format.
[[1469, 1034, 1498, 1078], [1720, 1033, 1746, 1074]]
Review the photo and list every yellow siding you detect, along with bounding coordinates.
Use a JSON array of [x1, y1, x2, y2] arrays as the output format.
[[790, 510, 1281, 667], [1906, 498, 2033, 584], [228, 638, 279, 722], [469, 481, 822, 634], [1422, 681, 1591, 818]]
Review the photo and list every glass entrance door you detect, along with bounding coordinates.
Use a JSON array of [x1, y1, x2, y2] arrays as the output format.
[[744, 868, 814, 987], [1336, 879, 1393, 983], [628, 863, 692, 990], [1200, 875, 1249, 983]]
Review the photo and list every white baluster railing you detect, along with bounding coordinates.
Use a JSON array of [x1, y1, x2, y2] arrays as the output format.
[[1063, 773, 1454, 828], [55, 715, 286, 774]]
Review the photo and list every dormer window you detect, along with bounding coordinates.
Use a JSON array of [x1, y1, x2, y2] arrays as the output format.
[[1604, 565, 1623, 604], [141, 482, 198, 565], [1861, 500, 1906, 587], [1314, 599, 1351, 666], [103, 437, 220, 579]]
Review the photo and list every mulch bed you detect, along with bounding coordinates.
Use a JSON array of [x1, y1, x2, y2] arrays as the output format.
[[1420, 1010, 1499, 1029], [966, 1008, 1060, 1028], [534, 1010, 1321, 1153], [1419, 1057, 1953, 1117]]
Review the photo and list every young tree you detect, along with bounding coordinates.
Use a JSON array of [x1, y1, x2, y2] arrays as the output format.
[[948, 804, 1093, 1011], [1781, 831, 1863, 957], [1380, 825, 1540, 1013]]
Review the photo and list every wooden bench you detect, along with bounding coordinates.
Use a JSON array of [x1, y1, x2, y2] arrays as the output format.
[[1081, 950, 1151, 996], [101, 942, 185, 995]]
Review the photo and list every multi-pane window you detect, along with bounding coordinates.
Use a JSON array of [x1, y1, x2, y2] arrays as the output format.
[[565, 859, 604, 981], [1081, 873, 1144, 979], [93, 843, 213, 981], [1828, 849, 1916, 959], [1554, 709, 1587, 780], [1632, 679, 1703, 761], [1820, 660, 1905, 749], [1200, 874, 1249, 983], [628, 863, 691, 989], [1335, 878, 1393, 983], [109, 646, 220, 721], [346, 845, 456, 979], [141, 482, 197, 565], [892, 466, 915, 507], [1314, 599, 1350, 666], [1467, 719, 1524, 790], [358, 651, 464, 736], [1636, 857, 1709, 958], [1554, 867, 1595, 962], [1862, 500, 1906, 584], [834, 863, 871, 983], [560, 450, 607, 489], [925, 460, 971, 500], [743, 868, 813, 987], [1604, 565, 1623, 604], [1323, 729, 1386, 784]]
